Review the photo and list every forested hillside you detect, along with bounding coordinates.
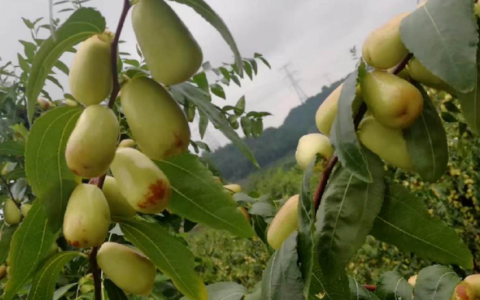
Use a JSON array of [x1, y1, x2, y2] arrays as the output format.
[[204, 79, 343, 181]]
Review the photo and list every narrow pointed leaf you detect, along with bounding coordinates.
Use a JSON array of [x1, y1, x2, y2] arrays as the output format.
[[375, 271, 413, 300], [171, 83, 259, 168], [27, 252, 80, 300], [167, 0, 243, 76], [4, 202, 57, 300], [0, 141, 25, 157], [261, 232, 304, 300], [316, 149, 385, 275], [26, 8, 105, 123], [0, 225, 17, 264], [404, 83, 448, 182], [371, 183, 473, 269], [331, 66, 372, 182], [400, 0, 477, 93], [459, 46, 480, 135], [25, 107, 81, 231], [413, 266, 460, 300], [155, 153, 253, 238], [119, 217, 208, 300]]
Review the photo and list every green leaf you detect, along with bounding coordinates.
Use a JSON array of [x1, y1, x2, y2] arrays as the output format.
[[0, 225, 17, 264], [245, 284, 262, 300], [199, 110, 209, 139], [400, 0, 478, 93], [26, 8, 106, 123], [235, 96, 246, 116], [53, 283, 77, 300], [104, 279, 128, 300], [243, 61, 253, 80], [316, 149, 385, 275], [168, 0, 243, 77], [413, 265, 460, 300], [349, 278, 380, 300], [441, 112, 457, 123], [27, 252, 80, 300], [261, 232, 304, 300], [54, 60, 69, 75], [155, 153, 254, 238], [252, 215, 269, 246], [241, 117, 252, 138], [371, 183, 473, 269], [331, 67, 374, 183], [231, 74, 241, 87], [211, 84, 226, 99], [0, 141, 25, 156], [4, 202, 57, 300], [192, 72, 210, 96], [171, 83, 259, 168], [297, 161, 350, 300], [182, 282, 247, 300], [119, 217, 208, 300], [25, 107, 81, 231], [374, 271, 413, 300], [404, 84, 448, 182], [459, 45, 480, 134]]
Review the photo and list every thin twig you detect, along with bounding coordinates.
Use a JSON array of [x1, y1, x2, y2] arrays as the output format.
[[91, 1, 132, 299], [107, 0, 131, 109], [313, 54, 414, 216]]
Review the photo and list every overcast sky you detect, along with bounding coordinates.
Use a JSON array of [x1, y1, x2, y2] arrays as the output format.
[[0, 0, 418, 149]]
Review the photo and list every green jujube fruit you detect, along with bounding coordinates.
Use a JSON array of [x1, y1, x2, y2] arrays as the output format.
[[102, 176, 136, 217], [20, 203, 32, 217], [97, 242, 156, 296], [110, 148, 172, 214], [295, 133, 334, 170], [121, 77, 190, 160], [358, 116, 413, 170], [69, 32, 113, 106], [267, 195, 299, 250], [362, 13, 409, 69], [66, 105, 119, 178], [315, 84, 342, 136], [132, 0, 203, 86], [407, 57, 455, 94], [362, 71, 423, 129], [63, 184, 111, 248], [4, 199, 21, 225]]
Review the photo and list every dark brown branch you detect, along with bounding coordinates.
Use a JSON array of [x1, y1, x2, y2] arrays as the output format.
[[107, 0, 131, 109], [91, 1, 132, 299], [313, 54, 414, 216]]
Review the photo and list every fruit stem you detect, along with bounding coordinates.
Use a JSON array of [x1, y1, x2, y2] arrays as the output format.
[[107, 0, 131, 109], [313, 53, 413, 215], [89, 247, 102, 300]]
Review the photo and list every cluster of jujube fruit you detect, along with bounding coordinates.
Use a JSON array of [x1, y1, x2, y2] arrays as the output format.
[[50, 0, 201, 295]]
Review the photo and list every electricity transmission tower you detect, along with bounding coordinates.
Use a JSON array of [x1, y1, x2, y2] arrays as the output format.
[[282, 64, 308, 104]]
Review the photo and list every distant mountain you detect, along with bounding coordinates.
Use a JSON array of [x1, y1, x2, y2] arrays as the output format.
[[203, 79, 343, 181]]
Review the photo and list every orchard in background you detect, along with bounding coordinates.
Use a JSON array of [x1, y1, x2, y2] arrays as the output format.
[[1, 0, 480, 300]]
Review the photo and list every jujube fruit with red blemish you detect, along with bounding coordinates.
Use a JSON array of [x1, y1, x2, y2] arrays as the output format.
[[132, 0, 202, 86], [69, 32, 113, 106], [110, 148, 171, 214], [66, 105, 119, 178], [97, 242, 156, 296], [451, 281, 475, 300], [121, 77, 190, 160], [63, 184, 111, 248], [361, 71, 423, 129]]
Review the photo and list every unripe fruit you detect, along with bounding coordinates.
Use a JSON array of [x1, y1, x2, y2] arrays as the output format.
[[451, 282, 475, 300], [132, 0, 202, 86], [69, 33, 113, 106], [267, 195, 299, 250], [237, 207, 250, 223], [464, 275, 480, 299], [110, 148, 171, 214], [102, 176, 136, 218], [20, 204, 32, 218], [121, 77, 190, 160], [66, 105, 119, 178], [97, 242, 156, 296], [407, 58, 454, 94], [224, 184, 242, 194], [408, 275, 417, 287], [315, 84, 342, 136], [79, 274, 94, 294], [362, 71, 423, 129], [63, 184, 111, 248], [4, 199, 21, 225], [362, 13, 409, 69], [295, 134, 333, 170], [64, 99, 79, 107], [358, 116, 413, 170], [0, 265, 6, 280], [118, 139, 136, 149]]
